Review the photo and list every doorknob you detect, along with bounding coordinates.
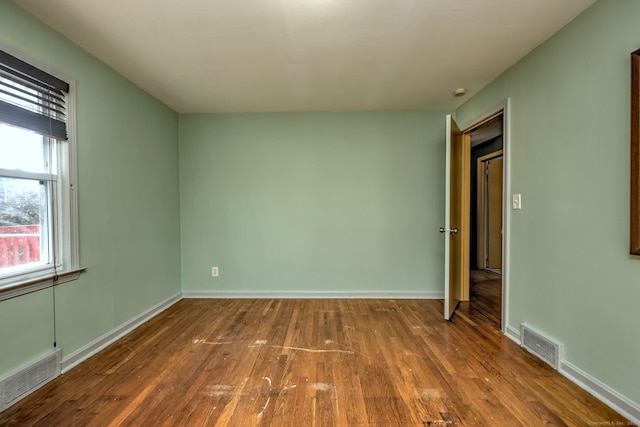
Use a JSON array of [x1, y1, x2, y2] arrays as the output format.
[[439, 227, 459, 234]]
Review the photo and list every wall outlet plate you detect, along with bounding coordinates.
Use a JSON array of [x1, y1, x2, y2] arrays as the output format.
[[211, 266, 219, 277]]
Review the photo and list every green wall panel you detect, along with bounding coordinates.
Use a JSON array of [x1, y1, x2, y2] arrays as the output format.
[[0, 289, 54, 374], [179, 112, 447, 293]]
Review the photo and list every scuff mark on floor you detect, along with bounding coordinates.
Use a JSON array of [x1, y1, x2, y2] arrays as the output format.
[[203, 385, 235, 397], [419, 388, 442, 399], [257, 376, 272, 419], [405, 351, 430, 359], [192, 338, 234, 345], [423, 420, 454, 425], [310, 383, 335, 391], [248, 344, 354, 354], [216, 378, 249, 420]]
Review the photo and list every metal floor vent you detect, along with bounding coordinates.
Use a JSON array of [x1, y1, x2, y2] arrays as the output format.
[[0, 349, 61, 412], [521, 323, 563, 370]]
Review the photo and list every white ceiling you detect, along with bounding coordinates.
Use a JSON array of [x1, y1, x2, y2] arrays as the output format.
[[12, 0, 596, 114]]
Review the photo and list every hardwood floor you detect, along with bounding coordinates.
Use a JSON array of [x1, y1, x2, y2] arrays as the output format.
[[465, 269, 502, 330], [0, 295, 629, 426]]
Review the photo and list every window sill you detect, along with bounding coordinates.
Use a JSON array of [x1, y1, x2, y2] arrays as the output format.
[[0, 267, 86, 302]]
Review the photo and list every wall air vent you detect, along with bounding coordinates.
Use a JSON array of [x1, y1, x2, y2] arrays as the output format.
[[0, 349, 61, 412], [520, 323, 564, 370]]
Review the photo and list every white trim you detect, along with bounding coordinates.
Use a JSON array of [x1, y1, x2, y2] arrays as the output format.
[[502, 98, 512, 335], [459, 98, 512, 335], [60, 292, 182, 373], [559, 360, 640, 425], [443, 115, 452, 320], [0, 168, 55, 181], [504, 324, 521, 344], [0, 267, 85, 301], [182, 290, 444, 299], [61, 76, 80, 269]]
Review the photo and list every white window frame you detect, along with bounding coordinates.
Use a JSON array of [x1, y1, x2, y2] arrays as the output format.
[[0, 42, 83, 301]]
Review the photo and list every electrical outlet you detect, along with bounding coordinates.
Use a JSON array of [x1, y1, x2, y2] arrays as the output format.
[[211, 266, 219, 277]]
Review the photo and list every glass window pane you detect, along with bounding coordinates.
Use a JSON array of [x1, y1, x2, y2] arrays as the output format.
[[0, 122, 46, 173], [0, 177, 49, 273]]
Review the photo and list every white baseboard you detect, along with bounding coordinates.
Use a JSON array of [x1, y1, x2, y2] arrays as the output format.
[[60, 292, 182, 373], [182, 290, 444, 299], [504, 324, 638, 423], [559, 360, 640, 425], [504, 324, 521, 344]]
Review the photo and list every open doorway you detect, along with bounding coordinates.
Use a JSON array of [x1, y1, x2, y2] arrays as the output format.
[[469, 114, 503, 328], [443, 102, 510, 334]]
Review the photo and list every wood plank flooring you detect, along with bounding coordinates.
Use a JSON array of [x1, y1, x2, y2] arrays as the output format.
[[0, 292, 629, 426], [467, 269, 502, 330]]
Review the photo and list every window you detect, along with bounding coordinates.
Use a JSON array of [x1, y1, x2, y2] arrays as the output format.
[[0, 45, 80, 299]]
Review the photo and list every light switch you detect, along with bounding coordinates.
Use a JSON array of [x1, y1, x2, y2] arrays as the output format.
[[512, 194, 522, 210]]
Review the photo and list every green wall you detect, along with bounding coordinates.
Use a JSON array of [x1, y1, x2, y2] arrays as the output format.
[[0, 2, 181, 375], [456, 0, 640, 404], [179, 112, 447, 294]]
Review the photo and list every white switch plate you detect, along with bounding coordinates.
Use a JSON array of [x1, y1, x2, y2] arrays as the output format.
[[211, 266, 219, 277], [512, 194, 522, 210]]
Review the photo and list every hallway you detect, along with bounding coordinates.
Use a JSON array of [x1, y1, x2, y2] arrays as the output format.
[[459, 269, 502, 330]]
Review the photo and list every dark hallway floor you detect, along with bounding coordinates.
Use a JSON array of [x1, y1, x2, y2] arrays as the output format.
[[459, 269, 502, 330]]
